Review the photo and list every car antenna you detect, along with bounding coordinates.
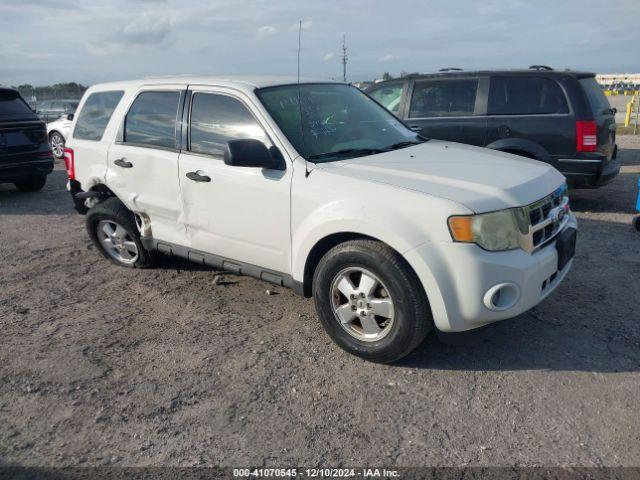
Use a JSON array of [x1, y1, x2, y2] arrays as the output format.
[[297, 19, 311, 178]]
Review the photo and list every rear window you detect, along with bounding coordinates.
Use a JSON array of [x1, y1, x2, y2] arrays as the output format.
[[74, 91, 124, 141], [124, 91, 180, 149], [579, 77, 611, 115], [0, 90, 34, 117], [488, 76, 569, 115], [409, 79, 478, 118]]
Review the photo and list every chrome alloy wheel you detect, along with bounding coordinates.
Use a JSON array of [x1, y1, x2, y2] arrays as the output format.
[[330, 267, 395, 342], [97, 220, 139, 265], [49, 132, 65, 158]]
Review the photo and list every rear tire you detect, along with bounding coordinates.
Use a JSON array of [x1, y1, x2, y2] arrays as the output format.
[[86, 197, 156, 268], [634, 216, 640, 232], [312, 239, 432, 363], [14, 175, 47, 192]]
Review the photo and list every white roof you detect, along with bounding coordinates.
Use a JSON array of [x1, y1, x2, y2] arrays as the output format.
[[90, 75, 340, 94]]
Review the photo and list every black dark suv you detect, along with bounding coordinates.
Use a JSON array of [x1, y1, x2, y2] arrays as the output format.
[[0, 87, 53, 191], [366, 67, 619, 188]]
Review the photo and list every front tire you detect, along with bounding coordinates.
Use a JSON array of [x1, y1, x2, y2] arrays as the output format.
[[313, 239, 432, 363], [49, 131, 65, 159], [14, 175, 47, 192], [86, 197, 155, 268], [634, 215, 640, 232]]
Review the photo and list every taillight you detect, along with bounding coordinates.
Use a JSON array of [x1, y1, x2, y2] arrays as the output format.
[[576, 120, 597, 152], [63, 147, 75, 180]]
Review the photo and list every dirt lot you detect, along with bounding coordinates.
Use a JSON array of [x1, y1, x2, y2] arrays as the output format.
[[1, 137, 639, 469]]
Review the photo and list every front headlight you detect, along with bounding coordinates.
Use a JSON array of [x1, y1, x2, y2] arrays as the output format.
[[448, 209, 525, 251]]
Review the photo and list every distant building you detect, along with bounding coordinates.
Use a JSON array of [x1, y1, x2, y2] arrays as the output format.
[[596, 73, 640, 87]]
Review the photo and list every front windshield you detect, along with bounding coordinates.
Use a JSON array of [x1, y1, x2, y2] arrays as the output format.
[[256, 83, 422, 162]]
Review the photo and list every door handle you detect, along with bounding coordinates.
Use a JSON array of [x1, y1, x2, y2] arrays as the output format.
[[114, 158, 133, 168], [410, 125, 421, 132], [186, 171, 211, 183]]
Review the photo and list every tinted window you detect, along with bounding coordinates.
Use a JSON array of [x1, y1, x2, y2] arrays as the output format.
[[579, 77, 611, 115], [73, 90, 124, 141], [488, 76, 569, 115], [409, 79, 478, 118], [124, 91, 180, 149], [0, 90, 34, 117], [190, 93, 268, 156], [368, 84, 403, 114]]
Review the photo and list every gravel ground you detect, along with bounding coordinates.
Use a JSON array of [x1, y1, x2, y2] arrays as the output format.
[[1, 137, 639, 469]]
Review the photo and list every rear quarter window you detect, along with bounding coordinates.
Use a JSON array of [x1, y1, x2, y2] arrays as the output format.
[[488, 76, 569, 115], [579, 77, 611, 115], [73, 91, 124, 141]]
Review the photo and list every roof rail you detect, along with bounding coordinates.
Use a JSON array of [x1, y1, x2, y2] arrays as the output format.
[[439, 68, 463, 72], [529, 65, 553, 71]]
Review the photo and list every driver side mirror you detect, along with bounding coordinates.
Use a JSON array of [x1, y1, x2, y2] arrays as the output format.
[[66, 113, 74, 121], [224, 139, 284, 170]]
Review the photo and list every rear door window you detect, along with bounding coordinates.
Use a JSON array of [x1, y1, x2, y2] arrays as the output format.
[[189, 93, 268, 156], [73, 90, 124, 141], [368, 83, 404, 115], [579, 77, 611, 115], [409, 79, 478, 118], [0, 90, 34, 117], [488, 76, 569, 115], [124, 91, 180, 149]]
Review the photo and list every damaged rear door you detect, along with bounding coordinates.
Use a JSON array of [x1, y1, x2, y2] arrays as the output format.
[[106, 86, 188, 246]]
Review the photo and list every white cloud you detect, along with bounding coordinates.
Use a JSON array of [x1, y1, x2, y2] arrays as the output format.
[[323, 52, 335, 61], [256, 25, 277, 38], [87, 13, 173, 55], [378, 54, 394, 62]]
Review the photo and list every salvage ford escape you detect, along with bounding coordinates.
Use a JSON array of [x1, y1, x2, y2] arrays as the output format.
[[64, 76, 577, 363]]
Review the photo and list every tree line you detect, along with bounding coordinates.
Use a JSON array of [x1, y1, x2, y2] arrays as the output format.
[[13, 83, 88, 103]]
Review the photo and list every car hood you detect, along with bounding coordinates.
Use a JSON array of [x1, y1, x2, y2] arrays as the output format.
[[315, 140, 566, 213]]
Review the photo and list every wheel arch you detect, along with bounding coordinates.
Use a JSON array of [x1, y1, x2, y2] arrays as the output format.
[[300, 232, 374, 297], [486, 138, 551, 163], [299, 232, 434, 310], [48, 129, 64, 140]]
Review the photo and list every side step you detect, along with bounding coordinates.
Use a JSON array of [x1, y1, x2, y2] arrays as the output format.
[[141, 237, 303, 294]]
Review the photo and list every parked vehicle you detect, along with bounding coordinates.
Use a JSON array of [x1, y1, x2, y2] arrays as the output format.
[[47, 113, 74, 159], [0, 87, 54, 191], [64, 77, 576, 362], [36, 99, 79, 123], [367, 67, 619, 188]]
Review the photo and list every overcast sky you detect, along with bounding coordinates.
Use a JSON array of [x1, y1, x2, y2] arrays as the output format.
[[1, 0, 639, 87]]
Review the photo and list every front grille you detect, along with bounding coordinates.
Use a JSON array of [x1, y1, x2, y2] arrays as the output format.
[[521, 185, 570, 252]]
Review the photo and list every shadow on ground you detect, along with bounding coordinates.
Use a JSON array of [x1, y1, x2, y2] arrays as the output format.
[[0, 169, 73, 216]]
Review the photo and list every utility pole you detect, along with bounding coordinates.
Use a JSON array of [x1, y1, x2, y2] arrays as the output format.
[[342, 34, 348, 83]]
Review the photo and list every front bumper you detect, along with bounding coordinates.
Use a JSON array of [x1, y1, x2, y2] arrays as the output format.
[[404, 214, 577, 333]]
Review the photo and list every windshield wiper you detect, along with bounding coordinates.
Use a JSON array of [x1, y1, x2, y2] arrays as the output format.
[[387, 140, 425, 150], [307, 148, 389, 161]]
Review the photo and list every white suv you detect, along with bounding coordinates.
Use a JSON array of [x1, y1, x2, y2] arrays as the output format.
[[64, 76, 577, 362]]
